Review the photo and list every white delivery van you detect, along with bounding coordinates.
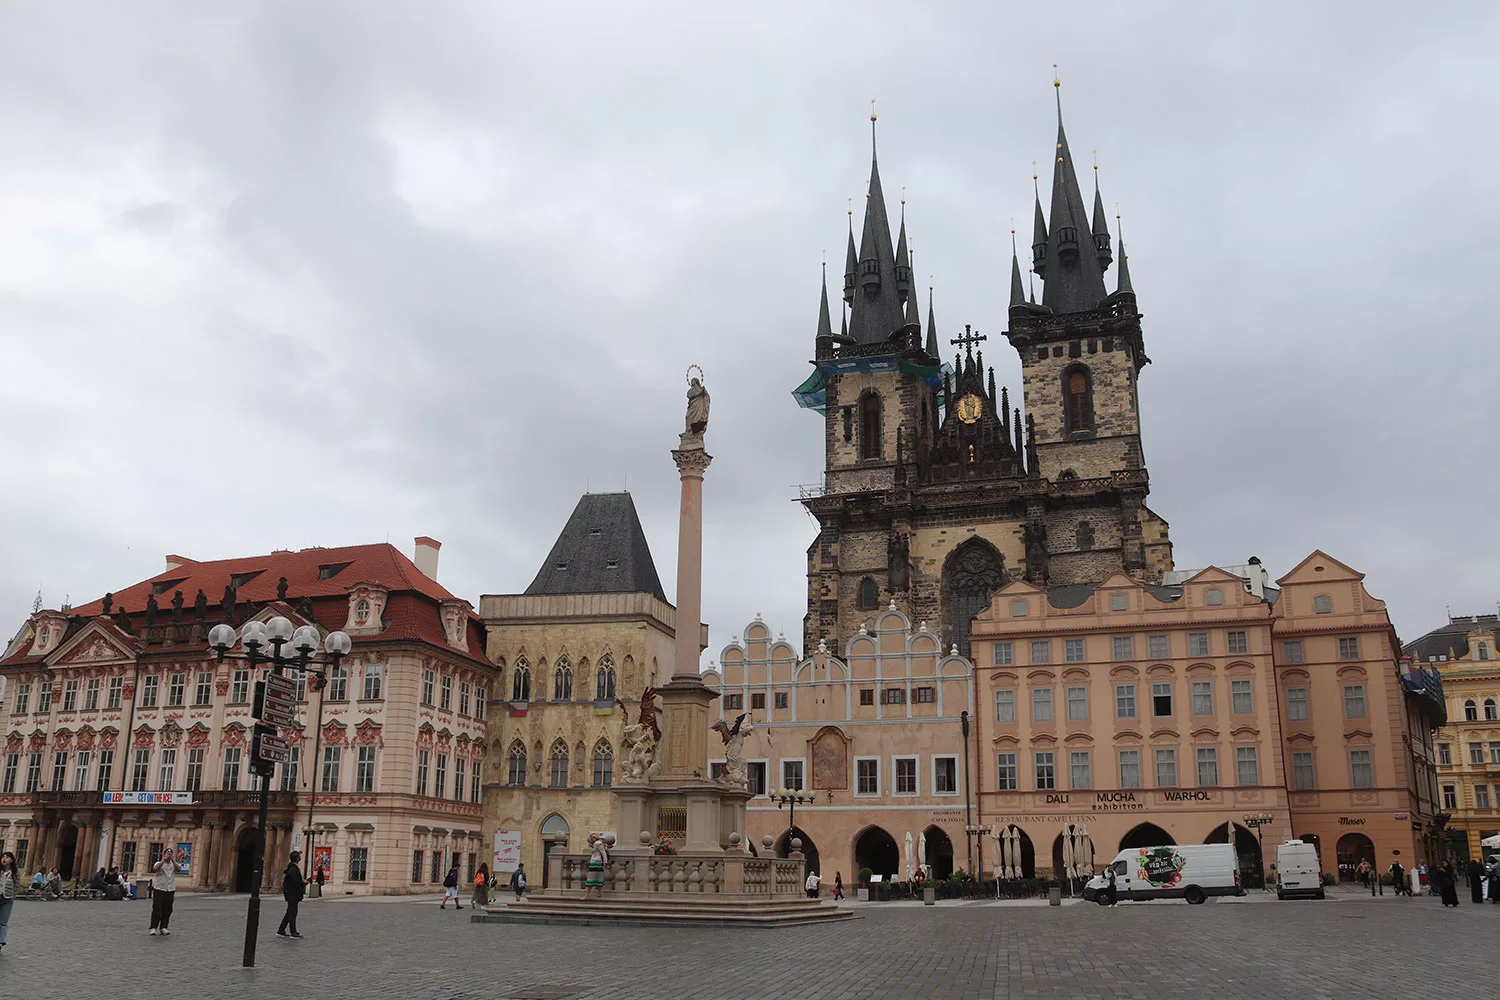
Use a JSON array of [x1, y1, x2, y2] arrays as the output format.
[[1083, 844, 1242, 905], [1274, 840, 1325, 900]]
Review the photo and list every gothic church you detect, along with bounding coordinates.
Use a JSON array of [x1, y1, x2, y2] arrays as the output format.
[[794, 91, 1174, 657]]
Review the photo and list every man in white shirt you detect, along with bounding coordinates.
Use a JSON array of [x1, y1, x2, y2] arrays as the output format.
[[804, 871, 821, 899]]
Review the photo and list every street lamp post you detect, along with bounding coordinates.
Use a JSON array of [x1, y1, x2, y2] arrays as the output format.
[[1242, 812, 1274, 890], [964, 823, 994, 895], [208, 616, 350, 969], [769, 786, 815, 859]]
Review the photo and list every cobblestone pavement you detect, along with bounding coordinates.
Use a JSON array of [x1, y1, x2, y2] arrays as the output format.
[[2, 889, 1495, 999]]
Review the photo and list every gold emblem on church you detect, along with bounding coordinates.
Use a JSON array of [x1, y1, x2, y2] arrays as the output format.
[[956, 393, 983, 424]]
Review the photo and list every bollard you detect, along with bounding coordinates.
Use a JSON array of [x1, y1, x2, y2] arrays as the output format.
[[923, 886, 936, 906], [1048, 882, 1062, 906]]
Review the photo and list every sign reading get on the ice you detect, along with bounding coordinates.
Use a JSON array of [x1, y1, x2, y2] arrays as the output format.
[[102, 791, 196, 805]]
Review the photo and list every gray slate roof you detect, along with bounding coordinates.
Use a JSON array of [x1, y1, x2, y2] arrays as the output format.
[[525, 492, 668, 603], [1403, 616, 1498, 662]]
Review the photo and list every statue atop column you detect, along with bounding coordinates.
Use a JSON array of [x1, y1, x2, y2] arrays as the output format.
[[680, 367, 710, 451]]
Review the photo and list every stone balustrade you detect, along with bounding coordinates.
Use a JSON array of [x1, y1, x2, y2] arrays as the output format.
[[549, 851, 805, 898]]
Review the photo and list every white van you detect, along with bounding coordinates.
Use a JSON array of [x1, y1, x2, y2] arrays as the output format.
[[1083, 844, 1242, 905], [1274, 840, 1325, 900]]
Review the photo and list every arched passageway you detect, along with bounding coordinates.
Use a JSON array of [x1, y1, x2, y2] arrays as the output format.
[[994, 825, 1035, 879], [922, 825, 955, 879], [1205, 821, 1264, 887], [854, 826, 899, 880], [1119, 822, 1174, 852], [775, 826, 820, 879], [1336, 832, 1375, 882]]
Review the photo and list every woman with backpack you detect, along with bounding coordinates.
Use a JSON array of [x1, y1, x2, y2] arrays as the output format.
[[440, 863, 461, 909], [472, 863, 490, 908]]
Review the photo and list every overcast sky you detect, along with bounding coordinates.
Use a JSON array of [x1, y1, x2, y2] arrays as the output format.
[[2, 2, 1496, 661]]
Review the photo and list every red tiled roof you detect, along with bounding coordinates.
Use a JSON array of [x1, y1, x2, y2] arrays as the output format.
[[12, 543, 491, 667], [69, 543, 459, 616]]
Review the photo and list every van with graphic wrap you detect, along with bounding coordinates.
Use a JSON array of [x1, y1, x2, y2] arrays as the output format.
[[1082, 844, 1242, 905]]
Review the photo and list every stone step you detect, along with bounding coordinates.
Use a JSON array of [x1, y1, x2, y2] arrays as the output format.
[[474, 897, 854, 928]]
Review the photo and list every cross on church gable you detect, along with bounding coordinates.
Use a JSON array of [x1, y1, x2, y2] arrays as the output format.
[[949, 324, 987, 353]]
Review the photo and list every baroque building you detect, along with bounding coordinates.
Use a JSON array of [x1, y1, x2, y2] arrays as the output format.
[[0, 540, 494, 895], [479, 493, 702, 885], [702, 609, 975, 883], [967, 551, 1446, 881], [794, 94, 1172, 660], [1405, 614, 1500, 862]]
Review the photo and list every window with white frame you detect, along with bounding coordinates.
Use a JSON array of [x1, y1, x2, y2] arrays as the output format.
[[1067, 686, 1088, 720], [1226, 631, 1248, 655], [894, 756, 918, 795], [1196, 747, 1218, 786], [1291, 751, 1315, 790], [1069, 751, 1091, 789], [95, 749, 113, 791], [1281, 641, 1304, 664], [1032, 687, 1053, 721], [85, 677, 100, 710], [1230, 678, 1253, 714], [1349, 749, 1374, 788], [855, 758, 879, 796], [1030, 640, 1052, 664], [993, 642, 1013, 665], [1235, 746, 1259, 785], [1152, 682, 1173, 717], [1117, 749, 1140, 788], [167, 674, 185, 707], [747, 760, 768, 796], [1034, 751, 1055, 790], [356, 745, 376, 793], [782, 759, 804, 791], [934, 756, 958, 794], [1112, 636, 1134, 660], [1115, 683, 1137, 719], [440, 675, 453, 710], [1148, 635, 1170, 659], [995, 689, 1016, 723], [194, 671, 213, 706], [1437, 742, 1452, 765], [1475, 785, 1492, 810], [459, 681, 471, 717], [321, 746, 341, 793], [221, 747, 241, 791], [279, 746, 296, 793], [1343, 684, 1367, 719], [62, 679, 78, 712], [107, 677, 122, 710], [24, 751, 42, 792], [1338, 636, 1360, 660], [1286, 686, 1309, 721], [230, 669, 249, 704], [1155, 748, 1177, 787], [362, 663, 383, 700], [140, 676, 158, 708], [72, 750, 91, 792], [416, 749, 430, 796], [453, 756, 466, 801], [130, 749, 149, 791], [996, 752, 1017, 791], [1064, 638, 1086, 663], [1192, 680, 1213, 716], [157, 748, 176, 790], [421, 669, 435, 706], [1187, 632, 1209, 656], [1442, 784, 1457, 809]]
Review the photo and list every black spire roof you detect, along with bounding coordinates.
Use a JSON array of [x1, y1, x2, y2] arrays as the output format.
[[815, 264, 834, 342], [847, 118, 906, 346], [924, 287, 939, 359], [525, 493, 668, 603], [1038, 85, 1110, 314]]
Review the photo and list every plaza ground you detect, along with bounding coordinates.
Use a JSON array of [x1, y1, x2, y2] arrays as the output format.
[[1, 885, 1494, 999]]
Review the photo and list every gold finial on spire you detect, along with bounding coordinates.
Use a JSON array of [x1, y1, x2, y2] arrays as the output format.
[[1053, 64, 1060, 88], [901, 184, 906, 206], [1032, 160, 1038, 181], [847, 196, 853, 218], [870, 98, 877, 122]]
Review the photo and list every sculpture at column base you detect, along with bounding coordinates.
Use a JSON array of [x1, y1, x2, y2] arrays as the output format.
[[615, 690, 662, 784], [711, 712, 752, 788]]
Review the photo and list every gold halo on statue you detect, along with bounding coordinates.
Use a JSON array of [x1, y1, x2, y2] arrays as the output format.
[[685, 364, 705, 384]]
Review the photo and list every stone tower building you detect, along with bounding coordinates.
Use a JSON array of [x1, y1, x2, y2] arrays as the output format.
[[794, 92, 1173, 658]]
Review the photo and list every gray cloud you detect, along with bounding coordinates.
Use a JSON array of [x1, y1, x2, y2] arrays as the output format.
[[1, 2, 1496, 654]]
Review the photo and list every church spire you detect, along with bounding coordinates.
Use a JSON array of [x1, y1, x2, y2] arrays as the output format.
[[815, 262, 834, 344], [1115, 213, 1135, 300], [1091, 160, 1113, 269], [842, 203, 857, 305], [848, 105, 906, 346], [925, 285, 939, 359], [894, 194, 913, 300], [1009, 226, 1026, 310], [1031, 170, 1049, 279], [1039, 72, 1109, 313]]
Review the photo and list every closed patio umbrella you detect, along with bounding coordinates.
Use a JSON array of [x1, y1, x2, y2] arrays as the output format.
[[904, 831, 914, 882], [1062, 826, 1076, 881], [1072, 825, 1093, 878], [1005, 826, 1020, 880], [918, 831, 927, 878]]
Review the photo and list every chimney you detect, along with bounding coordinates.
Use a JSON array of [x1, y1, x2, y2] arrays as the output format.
[[413, 537, 441, 580]]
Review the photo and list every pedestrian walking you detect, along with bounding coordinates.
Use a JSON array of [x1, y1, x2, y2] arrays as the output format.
[[1467, 859, 1484, 904], [582, 834, 608, 900], [509, 863, 527, 902], [1488, 859, 1500, 903], [1438, 862, 1460, 907], [805, 871, 821, 899], [276, 850, 306, 939], [1105, 864, 1118, 906], [440, 863, 462, 909], [148, 848, 178, 935], [832, 872, 844, 901], [0, 851, 18, 954], [1389, 862, 1407, 896], [472, 863, 490, 908]]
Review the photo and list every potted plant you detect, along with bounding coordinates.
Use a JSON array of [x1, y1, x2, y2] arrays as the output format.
[[856, 867, 873, 902]]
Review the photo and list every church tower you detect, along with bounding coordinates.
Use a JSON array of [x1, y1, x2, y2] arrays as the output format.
[[793, 95, 1172, 659]]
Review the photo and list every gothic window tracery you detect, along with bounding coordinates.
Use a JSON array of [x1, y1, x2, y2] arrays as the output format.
[[1063, 365, 1094, 434], [943, 539, 1005, 659]]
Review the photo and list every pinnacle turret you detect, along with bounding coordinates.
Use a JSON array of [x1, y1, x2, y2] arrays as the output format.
[[815, 263, 834, 344], [1091, 166, 1113, 269], [925, 287, 939, 359]]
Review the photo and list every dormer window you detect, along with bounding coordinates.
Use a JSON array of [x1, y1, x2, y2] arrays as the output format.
[[151, 578, 187, 596], [318, 562, 352, 580], [606, 560, 619, 570], [354, 600, 371, 626], [588, 528, 602, 538], [555, 562, 568, 571], [1056, 226, 1078, 252], [230, 571, 263, 590]]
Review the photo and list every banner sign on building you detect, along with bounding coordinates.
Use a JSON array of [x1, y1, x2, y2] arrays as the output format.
[[103, 791, 195, 806], [313, 846, 333, 881], [492, 829, 522, 874]]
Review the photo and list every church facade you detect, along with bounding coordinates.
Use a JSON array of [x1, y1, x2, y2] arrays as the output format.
[[795, 98, 1172, 660]]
